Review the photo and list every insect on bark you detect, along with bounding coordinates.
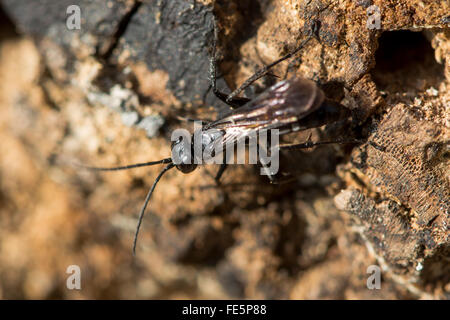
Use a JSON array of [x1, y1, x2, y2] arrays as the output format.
[[81, 17, 357, 255]]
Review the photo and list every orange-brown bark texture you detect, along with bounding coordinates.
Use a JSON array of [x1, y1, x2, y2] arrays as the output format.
[[0, 0, 448, 299]]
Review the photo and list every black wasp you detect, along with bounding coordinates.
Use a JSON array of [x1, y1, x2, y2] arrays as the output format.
[[83, 18, 356, 255]]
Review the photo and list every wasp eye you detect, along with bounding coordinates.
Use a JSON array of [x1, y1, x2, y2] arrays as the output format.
[[176, 163, 197, 174]]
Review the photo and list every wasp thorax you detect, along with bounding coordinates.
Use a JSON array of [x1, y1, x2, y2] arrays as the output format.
[[199, 129, 223, 161]]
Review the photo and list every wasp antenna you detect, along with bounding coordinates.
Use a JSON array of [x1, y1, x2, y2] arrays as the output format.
[[132, 162, 176, 256], [75, 158, 172, 172]]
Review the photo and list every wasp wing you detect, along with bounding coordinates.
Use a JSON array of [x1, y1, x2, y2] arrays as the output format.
[[205, 77, 325, 148]]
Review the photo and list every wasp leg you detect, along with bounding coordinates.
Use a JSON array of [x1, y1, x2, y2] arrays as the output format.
[[269, 174, 298, 185], [175, 115, 211, 125], [256, 141, 280, 184], [211, 16, 315, 107], [279, 139, 363, 151], [210, 17, 250, 109], [258, 155, 297, 185], [225, 15, 329, 102], [224, 36, 314, 104], [214, 163, 228, 183], [367, 140, 386, 152]]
